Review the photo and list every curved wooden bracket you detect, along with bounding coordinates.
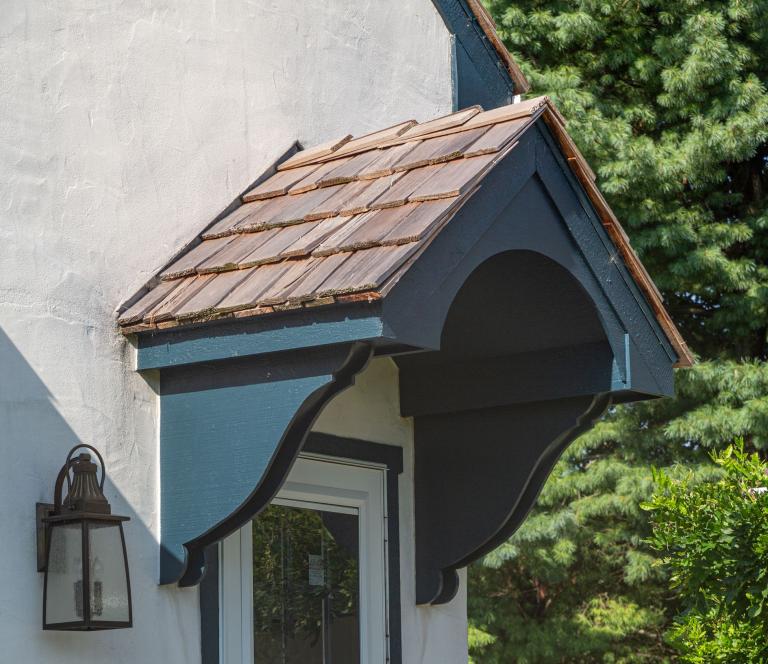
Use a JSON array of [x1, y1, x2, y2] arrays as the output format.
[[414, 393, 609, 605], [158, 342, 373, 586]]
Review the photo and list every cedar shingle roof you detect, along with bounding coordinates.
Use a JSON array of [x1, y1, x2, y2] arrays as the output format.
[[118, 96, 693, 367]]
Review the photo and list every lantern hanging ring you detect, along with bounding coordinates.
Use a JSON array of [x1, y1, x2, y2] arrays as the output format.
[[54, 444, 107, 514]]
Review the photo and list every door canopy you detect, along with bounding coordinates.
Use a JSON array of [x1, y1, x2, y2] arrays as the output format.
[[119, 98, 691, 600]]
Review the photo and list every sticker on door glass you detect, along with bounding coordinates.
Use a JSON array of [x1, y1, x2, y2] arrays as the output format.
[[308, 554, 325, 586]]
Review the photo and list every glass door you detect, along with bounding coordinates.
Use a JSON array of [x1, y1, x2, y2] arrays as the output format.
[[252, 502, 361, 663], [220, 455, 388, 664]]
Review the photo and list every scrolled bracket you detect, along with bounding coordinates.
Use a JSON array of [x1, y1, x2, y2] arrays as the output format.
[[159, 342, 373, 586], [415, 393, 610, 605]]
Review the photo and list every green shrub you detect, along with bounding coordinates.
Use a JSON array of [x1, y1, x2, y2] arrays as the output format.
[[644, 444, 768, 663]]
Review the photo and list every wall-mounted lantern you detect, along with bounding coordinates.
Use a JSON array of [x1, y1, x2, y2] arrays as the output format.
[[37, 444, 132, 631]]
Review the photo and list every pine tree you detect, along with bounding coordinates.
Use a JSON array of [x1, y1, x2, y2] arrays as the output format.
[[469, 2, 768, 661]]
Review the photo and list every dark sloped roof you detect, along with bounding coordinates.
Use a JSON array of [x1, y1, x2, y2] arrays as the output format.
[[118, 96, 693, 367]]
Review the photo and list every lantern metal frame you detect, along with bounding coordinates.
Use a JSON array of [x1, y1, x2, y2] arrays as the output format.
[[37, 444, 133, 631]]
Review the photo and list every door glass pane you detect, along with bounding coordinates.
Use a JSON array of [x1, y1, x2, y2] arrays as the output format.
[[252, 504, 360, 664]]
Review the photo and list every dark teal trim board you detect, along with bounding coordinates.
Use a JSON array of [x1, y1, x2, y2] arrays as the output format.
[[138, 304, 386, 371], [413, 394, 609, 603], [160, 343, 372, 585], [430, 0, 516, 109]]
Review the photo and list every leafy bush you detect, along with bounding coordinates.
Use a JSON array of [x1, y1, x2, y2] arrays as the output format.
[[644, 444, 768, 662]]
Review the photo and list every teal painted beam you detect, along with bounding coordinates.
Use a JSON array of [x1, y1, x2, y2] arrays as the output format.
[[160, 375, 325, 582], [431, 0, 516, 108], [138, 306, 386, 371], [400, 341, 619, 417]]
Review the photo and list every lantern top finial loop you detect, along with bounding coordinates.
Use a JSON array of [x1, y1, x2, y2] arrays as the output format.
[[53, 443, 111, 515]]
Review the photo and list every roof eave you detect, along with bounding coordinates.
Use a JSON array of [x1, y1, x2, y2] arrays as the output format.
[[535, 103, 693, 368]]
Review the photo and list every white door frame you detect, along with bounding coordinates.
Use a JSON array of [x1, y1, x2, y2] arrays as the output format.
[[219, 453, 389, 664]]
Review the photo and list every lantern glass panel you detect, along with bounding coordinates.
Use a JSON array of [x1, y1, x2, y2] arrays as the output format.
[[87, 522, 129, 623], [45, 522, 85, 625]]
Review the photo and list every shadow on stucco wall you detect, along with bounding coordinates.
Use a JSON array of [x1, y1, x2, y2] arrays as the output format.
[[0, 326, 180, 660]]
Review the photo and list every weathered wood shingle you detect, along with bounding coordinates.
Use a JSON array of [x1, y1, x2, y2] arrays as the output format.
[[117, 96, 692, 367]]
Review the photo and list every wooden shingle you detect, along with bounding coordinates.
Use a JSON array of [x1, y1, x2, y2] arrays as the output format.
[[314, 244, 418, 296], [289, 158, 351, 194], [392, 127, 488, 171], [161, 237, 236, 280], [370, 165, 443, 209], [358, 142, 422, 179], [320, 120, 417, 160], [118, 96, 692, 368], [381, 197, 460, 244], [242, 163, 320, 202], [277, 134, 352, 171], [217, 262, 297, 311], [202, 201, 265, 239], [195, 230, 280, 274], [398, 106, 482, 140], [409, 153, 496, 201], [463, 119, 528, 157], [281, 216, 352, 258], [118, 279, 183, 325]]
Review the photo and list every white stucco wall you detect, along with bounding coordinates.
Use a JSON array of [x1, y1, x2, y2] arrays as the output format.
[[0, 1, 453, 662], [313, 357, 470, 664]]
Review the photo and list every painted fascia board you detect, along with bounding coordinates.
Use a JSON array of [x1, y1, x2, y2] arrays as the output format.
[[537, 109, 692, 368], [533, 120, 679, 376], [137, 306, 387, 371]]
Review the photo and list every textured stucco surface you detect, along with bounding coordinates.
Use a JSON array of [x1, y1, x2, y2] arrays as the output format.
[[0, 1, 453, 662], [313, 357, 469, 664]]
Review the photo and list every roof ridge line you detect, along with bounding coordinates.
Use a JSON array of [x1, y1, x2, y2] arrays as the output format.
[[276, 97, 550, 172]]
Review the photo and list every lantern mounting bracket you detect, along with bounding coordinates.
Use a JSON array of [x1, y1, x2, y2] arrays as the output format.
[[35, 502, 54, 572]]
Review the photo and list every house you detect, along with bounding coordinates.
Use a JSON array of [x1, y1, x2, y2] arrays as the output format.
[[0, 1, 690, 663]]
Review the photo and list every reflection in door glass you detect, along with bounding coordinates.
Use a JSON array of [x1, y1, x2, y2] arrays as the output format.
[[252, 504, 360, 663]]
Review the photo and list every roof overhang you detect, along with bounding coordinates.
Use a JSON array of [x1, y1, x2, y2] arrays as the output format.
[[121, 100, 689, 601]]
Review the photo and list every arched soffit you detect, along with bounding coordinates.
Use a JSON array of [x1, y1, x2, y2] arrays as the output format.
[[442, 249, 607, 358], [381, 171, 632, 386], [396, 251, 614, 606], [398, 250, 616, 417]]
